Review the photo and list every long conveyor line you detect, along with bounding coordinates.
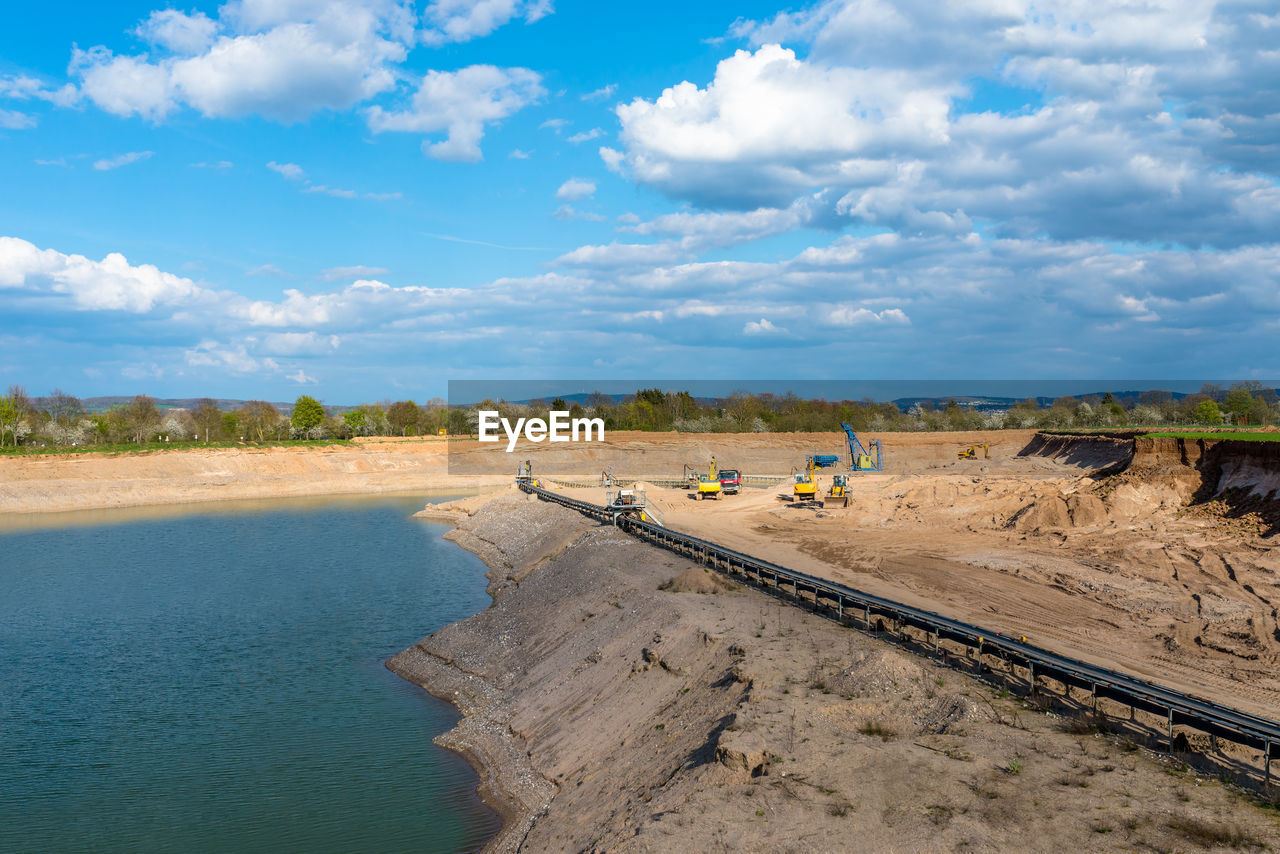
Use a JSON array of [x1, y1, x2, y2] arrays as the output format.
[[517, 481, 1280, 785]]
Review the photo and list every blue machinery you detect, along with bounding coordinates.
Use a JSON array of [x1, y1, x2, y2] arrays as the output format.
[[517, 479, 1280, 789], [842, 422, 884, 472]]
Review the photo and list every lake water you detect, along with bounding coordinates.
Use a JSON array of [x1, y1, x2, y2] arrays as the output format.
[[0, 494, 500, 853]]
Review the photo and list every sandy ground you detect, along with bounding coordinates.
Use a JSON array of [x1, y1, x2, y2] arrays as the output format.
[[393, 494, 1280, 852], [0, 437, 509, 513], [544, 432, 1280, 724]]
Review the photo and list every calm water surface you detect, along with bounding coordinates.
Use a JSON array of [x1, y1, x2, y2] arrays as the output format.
[[0, 493, 500, 853]]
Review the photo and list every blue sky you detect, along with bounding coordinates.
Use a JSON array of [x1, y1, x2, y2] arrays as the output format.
[[1, 0, 1277, 402]]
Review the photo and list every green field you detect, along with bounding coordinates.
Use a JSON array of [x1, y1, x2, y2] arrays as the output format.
[[0, 438, 353, 456], [1143, 431, 1280, 442]]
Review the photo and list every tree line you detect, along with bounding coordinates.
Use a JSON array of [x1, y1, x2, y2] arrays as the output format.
[[0, 382, 1276, 450]]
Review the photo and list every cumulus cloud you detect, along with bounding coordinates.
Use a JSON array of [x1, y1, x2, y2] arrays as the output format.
[[366, 65, 544, 161], [71, 0, 412, 122], [5, 230, 1280, 383], [135, 9, 218, 54], [743, 317, 785, 335], [286, 368, 318, 383], [0, 236, 203, 312], [555, 177, 596, 201], [267, 160, 305, 180], [605, 3, 1280, 247], [420, 0, 552, 45]]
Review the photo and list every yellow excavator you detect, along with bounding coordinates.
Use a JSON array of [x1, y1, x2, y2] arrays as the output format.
[[822, 473, 850, 508], [692, 456, 722, 500], [958, 443, 989, 460], [791, 453, 839, 504]]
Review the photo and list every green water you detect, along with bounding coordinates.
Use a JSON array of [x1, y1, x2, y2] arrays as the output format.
[[0, 494, 500, 853]]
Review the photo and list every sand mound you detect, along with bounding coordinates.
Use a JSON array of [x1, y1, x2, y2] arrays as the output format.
[[660, 566, 740, 594], [827, 648, 928, 698]]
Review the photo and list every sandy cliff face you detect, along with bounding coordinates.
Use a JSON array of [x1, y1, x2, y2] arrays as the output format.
[[0, 440, 506, 513]]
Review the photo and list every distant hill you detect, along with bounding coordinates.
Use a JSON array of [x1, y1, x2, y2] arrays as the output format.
[[80, 397, 296, 414]]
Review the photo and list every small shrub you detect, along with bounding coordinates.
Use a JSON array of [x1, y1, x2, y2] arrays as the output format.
[[858, 720, 897, 741], [1166, 816, 1259, 849]]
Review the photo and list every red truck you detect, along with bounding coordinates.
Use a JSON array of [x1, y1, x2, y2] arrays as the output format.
[[718, 468, 741, 495]]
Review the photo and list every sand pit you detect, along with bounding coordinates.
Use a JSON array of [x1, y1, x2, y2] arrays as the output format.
[[393, 494, 1280, 852], [533, 431, 1280, 721]]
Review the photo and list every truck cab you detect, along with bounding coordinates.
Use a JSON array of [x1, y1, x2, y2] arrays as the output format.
[[718, 469, 741, 495]]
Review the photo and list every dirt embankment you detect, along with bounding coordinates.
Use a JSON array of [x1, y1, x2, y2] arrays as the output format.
[[391, 495, 1280, 853], [0, 439, 507, 513]]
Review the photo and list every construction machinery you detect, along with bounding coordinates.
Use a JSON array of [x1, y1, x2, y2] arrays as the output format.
[[793, 454, 839, 504], [691, 457, 722, 500], [958, 443, 989, 460], [823, 473, 850, 508], [718, 468, 741, 495], [515, 459, 537, 487], [607, 487, 662, 526], [841, 423, 884, 472]]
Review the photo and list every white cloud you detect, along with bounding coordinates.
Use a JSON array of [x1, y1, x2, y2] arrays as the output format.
[[185, 339, 275, 373], [320, 265, 389, 282], [581, 83, 616, 102], [509, 148, 531, 159], [93, 151, 154, 171], [304, 184, 359, 199], [539, 117, 568, 131], [366, 65, 544, 161], [190, 160, 234, 169], [287, 368, 317, 383], [0, 109, 36, 129], [553, 205, 606, 222], [420, 0, 552, 45], [567, 127, 603, 144], [743, 317, 785, 335], [72, 0, 411, 122], [136, 9, 218, 54], [555, 177, 596, 201], [828, 306, 911, 326], [0, 236, 203, 312], [267, 160, 305, 180], [247, 263, 292, 278], [0, 74, 79, 107]]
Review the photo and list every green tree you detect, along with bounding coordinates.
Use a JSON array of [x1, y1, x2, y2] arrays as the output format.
[[386, 400, 419, 436], [1194, 399, 1223, 425], [125, 395, 162, 443], [191, 399, 223, 442], [0, 394, 17, 448], [291, 395, 326, 434], [1223, 386, 1254, 423], [238, 400, 280, 441]]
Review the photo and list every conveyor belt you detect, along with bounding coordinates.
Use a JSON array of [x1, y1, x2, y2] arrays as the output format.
[[519, 482, 1280, 776]]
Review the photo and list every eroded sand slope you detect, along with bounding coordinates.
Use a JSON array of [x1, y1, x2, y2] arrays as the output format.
[[393, 494, 1280, 852]]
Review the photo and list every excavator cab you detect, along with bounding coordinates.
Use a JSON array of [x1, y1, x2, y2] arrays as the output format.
[[958, 443, 989, 460]]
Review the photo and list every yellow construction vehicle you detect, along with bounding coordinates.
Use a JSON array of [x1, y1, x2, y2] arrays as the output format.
[[793, 457, 819, 504], [822, 473, 850, 508], [958, 443, 989, 460], [692, 457, 722, 500]]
